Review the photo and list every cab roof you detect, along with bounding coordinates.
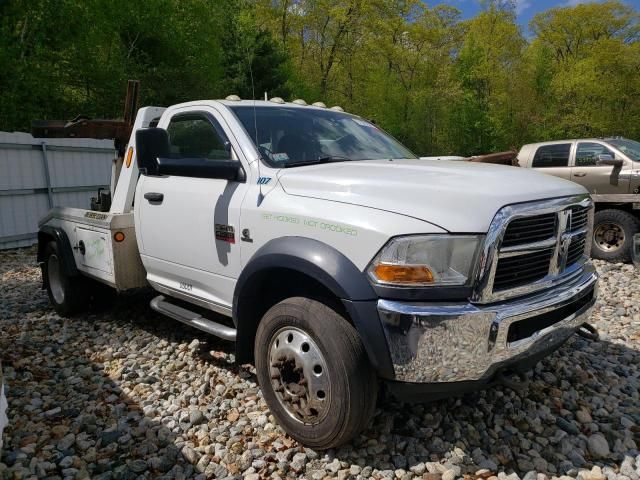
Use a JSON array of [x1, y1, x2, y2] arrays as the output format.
[[170, 99, 338, 110], [522, 137, 627, 148]]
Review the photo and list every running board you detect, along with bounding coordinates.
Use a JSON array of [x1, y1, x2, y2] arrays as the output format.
[[150, 295, 237, 341]]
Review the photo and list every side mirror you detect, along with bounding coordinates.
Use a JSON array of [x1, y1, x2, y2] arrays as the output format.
[[156, 157, 242, 181], [136, 128, 169, 175], [596, 153, 624, 186], [597, 154, 623, 167], [135, 128, 243, 181]]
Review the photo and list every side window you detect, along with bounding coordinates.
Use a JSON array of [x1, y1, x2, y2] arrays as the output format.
[[575, 142, 615, 167], [166, 114, 232, 160], [532, 144, 571, 168]]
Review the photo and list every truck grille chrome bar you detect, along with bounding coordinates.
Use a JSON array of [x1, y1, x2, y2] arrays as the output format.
[[472, 194, 593, 304]]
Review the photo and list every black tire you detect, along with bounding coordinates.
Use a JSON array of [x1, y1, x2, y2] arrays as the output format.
[[254, 297, 377, 449], [592, 209, 640, 262], [41, 241, 89, 316]]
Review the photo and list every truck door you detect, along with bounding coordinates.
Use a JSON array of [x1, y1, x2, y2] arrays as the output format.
[[135, 109, 246, 312], [530, 143, 573, 181], [570, 141, 630, 194]]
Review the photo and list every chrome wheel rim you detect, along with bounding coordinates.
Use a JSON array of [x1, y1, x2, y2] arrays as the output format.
[[48, 254, 65, 304], [268, 327, 330, 425], [594, 222, 625, 253]]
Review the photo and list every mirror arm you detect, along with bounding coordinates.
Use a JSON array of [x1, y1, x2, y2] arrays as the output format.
[[236, 166, 246, 182], [610, 164, 622, 186]]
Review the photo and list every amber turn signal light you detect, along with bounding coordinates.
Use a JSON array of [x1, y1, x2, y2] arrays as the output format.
[[125, 146, 134, 168], [373, 264, 434, 284], [113, 231, 125, 242]]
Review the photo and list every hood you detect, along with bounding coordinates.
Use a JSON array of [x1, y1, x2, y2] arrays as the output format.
[[277, 159, 587, 232]]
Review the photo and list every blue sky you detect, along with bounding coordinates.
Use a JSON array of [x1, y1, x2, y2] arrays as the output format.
[[435, 0, 640, 27]]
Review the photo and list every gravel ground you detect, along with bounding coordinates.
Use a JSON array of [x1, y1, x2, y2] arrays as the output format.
[[0, 247, 639, 480]]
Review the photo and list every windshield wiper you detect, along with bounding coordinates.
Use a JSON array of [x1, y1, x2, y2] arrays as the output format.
[[283, 155, 351, 168]]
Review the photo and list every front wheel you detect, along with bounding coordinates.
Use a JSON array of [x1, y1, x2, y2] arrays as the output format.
[[592, 209, 640, 262], [254, 297, 377, 449]]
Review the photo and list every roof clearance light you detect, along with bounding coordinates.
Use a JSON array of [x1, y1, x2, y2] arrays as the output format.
[[312, 102, 327, 108], [330, 106, 344, 112], [269, 97, 285, 104], [225, 95, 241, 101], [292, 99, 307, 105]]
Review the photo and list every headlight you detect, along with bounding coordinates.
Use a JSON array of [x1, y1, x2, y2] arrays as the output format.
[[367, 235, 483, 287]]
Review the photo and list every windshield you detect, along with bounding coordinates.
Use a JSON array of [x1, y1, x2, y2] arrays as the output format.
[[606, 138, 640, 161], [229, 105, 416, 167]]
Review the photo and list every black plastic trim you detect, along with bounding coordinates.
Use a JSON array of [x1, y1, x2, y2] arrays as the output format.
[[371, 284, 473, 302], [342, 299, 395, 379], [156, 157, 243, 181], [37, 226, 78, 276], [136, 128, 169, 176], [234, 237, 377, 308]]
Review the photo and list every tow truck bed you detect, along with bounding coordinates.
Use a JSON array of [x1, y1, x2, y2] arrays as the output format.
[[37, 207, 146, 290]]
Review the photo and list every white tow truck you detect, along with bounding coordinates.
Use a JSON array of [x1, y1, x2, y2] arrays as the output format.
[[38, 97, 598, 448]]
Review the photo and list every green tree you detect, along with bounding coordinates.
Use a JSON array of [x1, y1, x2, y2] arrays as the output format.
[[1, 0, 639, 156], [453, 2, 526, 154], [220, 1, 292, 100], [528, 1, 640, 139]]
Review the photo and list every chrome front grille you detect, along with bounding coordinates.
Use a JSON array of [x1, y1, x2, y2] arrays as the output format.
[[570, 205, 589, 232], [566, 235, 587, 266], [493, 248, 554, 290], [473, 195, 593, 303], [501, 213, 556, 247]]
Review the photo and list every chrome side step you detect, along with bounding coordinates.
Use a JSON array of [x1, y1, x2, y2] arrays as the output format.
[[150, 295, 237, 341]]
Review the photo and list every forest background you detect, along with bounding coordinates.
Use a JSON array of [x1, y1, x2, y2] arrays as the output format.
[[1, 0, 638, 156]]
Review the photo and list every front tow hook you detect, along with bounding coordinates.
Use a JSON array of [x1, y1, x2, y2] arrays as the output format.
[[577, 323, 599, 341]]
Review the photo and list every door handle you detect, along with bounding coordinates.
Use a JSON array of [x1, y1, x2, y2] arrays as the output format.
[[144, 192, 164, 202], [574, 172, 587, 177]]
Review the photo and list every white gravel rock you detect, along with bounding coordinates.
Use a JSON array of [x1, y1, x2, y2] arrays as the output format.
[[0, 249, 639, 480]]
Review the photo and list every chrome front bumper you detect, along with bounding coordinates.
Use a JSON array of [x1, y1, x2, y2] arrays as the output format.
[[378, 263, 598, 384]]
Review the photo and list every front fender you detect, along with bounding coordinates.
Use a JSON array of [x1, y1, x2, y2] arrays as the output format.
[[233, 237, 394, 378], [234, 236, 376, 308]]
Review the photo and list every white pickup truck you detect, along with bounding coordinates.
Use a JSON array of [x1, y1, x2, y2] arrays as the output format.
[[38, 97, 598, 448]]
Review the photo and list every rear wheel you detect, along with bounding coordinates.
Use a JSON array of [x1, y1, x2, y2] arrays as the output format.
[[254, 297, 377, 449], [592, 209, 639, 262], [42, 241, 89, 316]]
